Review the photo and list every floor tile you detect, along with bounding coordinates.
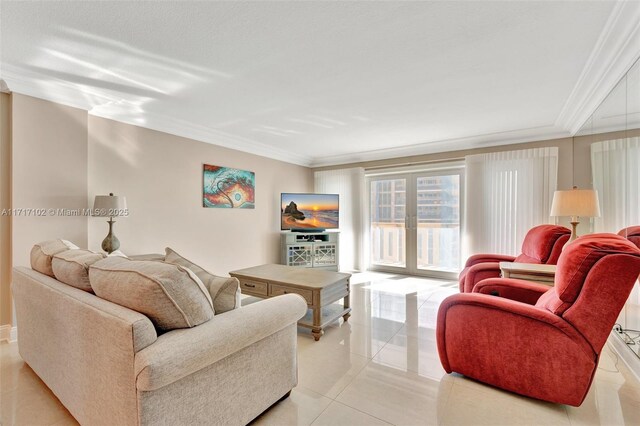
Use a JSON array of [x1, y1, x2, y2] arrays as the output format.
[[336, 362, 451, 425], [1, 384, 77, 426], [297, 344, 370, 399], [251, 386, 332, 426], [310, 401, 391, 426], [440, 376, 571, 425], [372, 332, 447, 381], [566, 381, 640, 425], [299, 321, 398, 359]]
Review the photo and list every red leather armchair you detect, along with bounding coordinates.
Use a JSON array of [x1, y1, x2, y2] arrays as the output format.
[[458, 225, 571, 293], [438, 234, 640, 406]]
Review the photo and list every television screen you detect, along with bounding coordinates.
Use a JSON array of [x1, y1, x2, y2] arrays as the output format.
[[281, 193, 339, 231]]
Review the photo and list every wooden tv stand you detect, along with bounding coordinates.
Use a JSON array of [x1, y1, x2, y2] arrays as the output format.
[[281, 231, 339, 271]]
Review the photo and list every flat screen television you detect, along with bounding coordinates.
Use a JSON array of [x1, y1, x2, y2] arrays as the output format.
[[281, 193, 339, 231]]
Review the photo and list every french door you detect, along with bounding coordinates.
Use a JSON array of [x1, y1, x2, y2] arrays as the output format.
[[369, 168, 463, 278]]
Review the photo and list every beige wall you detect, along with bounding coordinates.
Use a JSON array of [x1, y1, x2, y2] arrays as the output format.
[[11, 94, 89, 272], [87, 116, 313, 275], [1, 93, 12, 325]]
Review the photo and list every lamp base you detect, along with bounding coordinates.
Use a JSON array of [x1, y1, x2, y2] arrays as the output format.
[[101, 218, 120, 254], [569, 221, 580, 242]]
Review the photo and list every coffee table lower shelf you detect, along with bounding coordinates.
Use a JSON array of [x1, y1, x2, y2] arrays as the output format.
[[298, 303, 351, 331]]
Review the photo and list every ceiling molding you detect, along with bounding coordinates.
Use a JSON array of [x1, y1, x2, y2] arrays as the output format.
[[556, 0, 640, 135], [88, 109, 315, 167], [4, 76, 314, 167], [309, 126, 571, 168], [5, 76, 574, 169]]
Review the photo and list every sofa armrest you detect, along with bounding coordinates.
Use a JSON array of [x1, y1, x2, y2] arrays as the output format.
[[473, 277, 551, 305], [135, 294, 307, 391], [464, 254, 516, 267]]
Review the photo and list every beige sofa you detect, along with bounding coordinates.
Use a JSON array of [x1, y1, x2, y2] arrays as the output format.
[[13, 266, 307, 426]]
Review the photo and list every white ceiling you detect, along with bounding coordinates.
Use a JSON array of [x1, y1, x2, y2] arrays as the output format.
[[1, 1, 638, 167]]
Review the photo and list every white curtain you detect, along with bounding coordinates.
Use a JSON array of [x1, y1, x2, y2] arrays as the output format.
[[591, 137, 640, 335], [464, 147, 558, 257], [591, 137, 640, 232], [314, 168, 365, 272]]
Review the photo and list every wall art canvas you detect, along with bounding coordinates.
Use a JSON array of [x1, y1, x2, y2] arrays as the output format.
[[203, 164, 255, 209]]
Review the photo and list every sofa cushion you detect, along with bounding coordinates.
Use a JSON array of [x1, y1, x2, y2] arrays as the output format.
[[165, 247, 240, 314], [89, 257, 214, 331], [52, 249, 106, 292], [31, 239, 79, 277]]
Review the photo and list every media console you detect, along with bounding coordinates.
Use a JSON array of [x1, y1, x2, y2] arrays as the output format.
[[280, 231, 339, 271]]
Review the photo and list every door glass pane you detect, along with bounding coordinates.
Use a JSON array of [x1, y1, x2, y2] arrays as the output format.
[[416, 175, 460, 272], [370, 178, 406, 267]]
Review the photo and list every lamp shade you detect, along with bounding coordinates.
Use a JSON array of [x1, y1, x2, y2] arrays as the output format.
[[93, 193, 127, 217], [550, 188, 601, 218]]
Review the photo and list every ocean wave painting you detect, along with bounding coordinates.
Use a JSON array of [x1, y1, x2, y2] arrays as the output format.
[[203, 164, 255, 209]]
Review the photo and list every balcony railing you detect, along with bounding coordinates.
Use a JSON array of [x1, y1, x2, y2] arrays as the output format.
[[370, 222, 460, 272]]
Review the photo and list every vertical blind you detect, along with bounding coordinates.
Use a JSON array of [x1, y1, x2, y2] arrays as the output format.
[[591, 137, 640, 232], [464, 147, 558, 257], [314, 168, 365, 271], [591, 137, 640, 335]]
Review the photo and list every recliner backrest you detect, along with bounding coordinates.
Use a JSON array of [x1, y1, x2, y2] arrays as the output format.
[[618, 226, 640, 249], [535, 234, 640, 352], [514, 225, 571, 264]]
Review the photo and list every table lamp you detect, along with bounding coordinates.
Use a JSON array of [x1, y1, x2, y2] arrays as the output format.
[[93, 193, 127, 254], [550, 186, 600, 242]]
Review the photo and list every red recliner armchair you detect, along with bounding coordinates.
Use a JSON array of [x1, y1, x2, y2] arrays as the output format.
[[459, 224, 571, 293], [438, 234, 640, 406], [618, 226, 640, 248]]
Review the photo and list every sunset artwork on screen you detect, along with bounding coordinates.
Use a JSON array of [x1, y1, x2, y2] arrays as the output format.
[[281, 193, 339, 230]]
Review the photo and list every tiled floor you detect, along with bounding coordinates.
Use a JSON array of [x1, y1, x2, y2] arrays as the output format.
[[2, 271, 640, 425]]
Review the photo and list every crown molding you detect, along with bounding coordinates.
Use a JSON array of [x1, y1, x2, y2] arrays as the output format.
[[3, 74, 314, 167], [309, 126, 571, 168], [0, 79, 10, 93], [556, 0, 640, 135], [88, 109, 315, 167]]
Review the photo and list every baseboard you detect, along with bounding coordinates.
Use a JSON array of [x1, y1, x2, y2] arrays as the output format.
[[608, 330, 640, 383], [0, 324, 17, 343]]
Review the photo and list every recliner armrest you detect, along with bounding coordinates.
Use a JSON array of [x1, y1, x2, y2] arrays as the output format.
[[464, 254, 516, 267], [473, 277, 551, 305], [436, 293, 596, 406], [460, 262, 503, 293], [135, 294, 307, 391]]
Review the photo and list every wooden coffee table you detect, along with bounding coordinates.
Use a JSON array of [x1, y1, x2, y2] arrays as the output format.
[[229, 264, 351, 341]]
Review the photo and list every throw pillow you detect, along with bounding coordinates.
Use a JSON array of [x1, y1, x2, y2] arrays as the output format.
[[165, 247, 240, 314], [89, 257, 214, 331], [52, 249, 106, 292], [31, 239, 79, 277]]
